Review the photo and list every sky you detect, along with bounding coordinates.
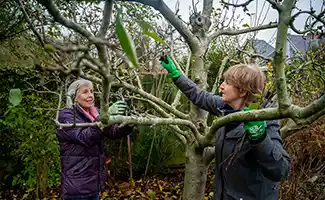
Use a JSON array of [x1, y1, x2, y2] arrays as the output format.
[[164, 0, 324, 47]]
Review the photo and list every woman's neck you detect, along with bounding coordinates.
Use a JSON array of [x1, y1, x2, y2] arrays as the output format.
[[228, 99, 246, 110], [77, 104, 90, 112]]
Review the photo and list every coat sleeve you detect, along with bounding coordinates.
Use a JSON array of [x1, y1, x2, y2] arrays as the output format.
[[57, 109, 103, 147], [173, 75, 225, 115], [251, 120, 291, 182], [102, 124, 133, 139]]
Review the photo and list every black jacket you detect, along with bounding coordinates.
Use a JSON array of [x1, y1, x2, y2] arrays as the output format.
[[174, 75, 291, 200]]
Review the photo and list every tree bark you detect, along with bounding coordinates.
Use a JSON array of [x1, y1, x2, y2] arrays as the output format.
[[190, 48, 209, 128], [183, 145, 208, 200]]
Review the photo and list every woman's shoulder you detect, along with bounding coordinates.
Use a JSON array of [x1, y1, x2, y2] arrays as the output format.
[[58, 107, 75, 121]]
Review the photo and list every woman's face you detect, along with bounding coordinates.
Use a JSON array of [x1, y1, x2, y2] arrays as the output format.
[[219, 80, 246, 109], [75, 85, 94, 109]]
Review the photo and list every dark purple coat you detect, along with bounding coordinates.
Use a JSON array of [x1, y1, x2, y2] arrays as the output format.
[[56, 105, 132, 199]]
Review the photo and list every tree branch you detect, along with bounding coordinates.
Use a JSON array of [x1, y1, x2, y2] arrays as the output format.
[[208, 22, 278, 44], [273, 0, 295, 111], [119, 0, 200, 50], [203, 0, 213, 21], [290, 10, 325, 34], [134, 96, 188, 144], [55, 116, 191, 128], [237, 48, 273, 62], [132, 69, 143, 90], [203, 147, 215, 166], [205, 108, 282, 145], [220, 0, 254, 7], [54, 115, 202, 143], [83, 60, 103, 75], [297, 95, 325, 119], [56, 89, 63, 120], [36, 0, 94, 39], [96, 5, 112, 122], [171, 51, 191, 108], [281, 108, 325, 138], [83, 53, 102, 67], [204, 92, 325, 144], [18, 0, 45, 47], [211, 56, 228, 94], [37, 1, 118, 49], [121, 81, 190, 120], [79, 72, 102, 84], [265, 0, 282, 12], [40, 62, 103, 84], [98, 0, 114, 38], [51, 43, 89, 53]]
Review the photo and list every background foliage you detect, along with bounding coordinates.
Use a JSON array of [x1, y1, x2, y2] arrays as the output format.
[[1, 0, 325, 199]]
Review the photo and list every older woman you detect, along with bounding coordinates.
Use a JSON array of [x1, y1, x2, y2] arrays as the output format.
[[56, 79, 132, 200], [160, 56, 290, 200]]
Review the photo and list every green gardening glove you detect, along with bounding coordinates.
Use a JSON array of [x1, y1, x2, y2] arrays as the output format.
[[243, 107, 266, 141], [160, 55, 182, 79], [108, 101, 128, 115]]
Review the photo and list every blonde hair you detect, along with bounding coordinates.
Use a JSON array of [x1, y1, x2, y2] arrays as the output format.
[[223, 64, 266, 105]]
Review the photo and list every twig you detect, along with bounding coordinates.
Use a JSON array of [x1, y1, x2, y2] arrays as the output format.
[[211, 56, 228, 94], [56, 89, 63, 120], [36, 0, 93, 39], [33, 107, 63, 111], [24, 88, 60, 96], [121, 81, 190, 120], [208, 22, 278, 43], [220, 0, 254, 7], [171, 50, 191, 108], [18, 0, 45, 47], [51, 43, 89, 53], [133, 69, 143, 90], [265, 0, 282, 11], [237, 47, 273, 62], [120, 0, 199, 50], [127, 134, 133, 180], [98, 0, 113, 38], [131, 96, 188, 142], [144, 125, 156, 179], [290, 10, 325, 34]]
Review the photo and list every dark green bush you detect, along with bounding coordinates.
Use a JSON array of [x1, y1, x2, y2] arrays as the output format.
[[105, 125, 185, 179]]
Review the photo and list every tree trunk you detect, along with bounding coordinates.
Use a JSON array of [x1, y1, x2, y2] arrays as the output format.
[[183, 145, 208, 200], [182, 41, 210, 200]]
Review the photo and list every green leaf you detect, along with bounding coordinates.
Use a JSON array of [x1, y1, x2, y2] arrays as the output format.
[[137, 20, 152, 31], [147, 189, 155, 199], [253, 93, 263, 101], [143, 30, 167, 46], [9, 89, 22, 106], [115, 11, 139, 68], [44, 44, 56, 53], [242, 23, 249, 28], [248, 103, 262, 110]]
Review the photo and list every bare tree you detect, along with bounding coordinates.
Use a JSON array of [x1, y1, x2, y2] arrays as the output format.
[[20, 0, 325, 199]]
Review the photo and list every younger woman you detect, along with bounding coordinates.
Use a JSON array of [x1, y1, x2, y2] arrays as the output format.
[[160, 56, 290, 200]]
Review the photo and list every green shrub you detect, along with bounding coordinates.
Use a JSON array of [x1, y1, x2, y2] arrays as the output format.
[[0, 65, 61, 198], [106, 125, 185, 178]]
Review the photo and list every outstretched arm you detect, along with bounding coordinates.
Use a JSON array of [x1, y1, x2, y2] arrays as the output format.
[[174, 75, 225, 116], [57, 109, 103, 147], [102, 124, 133, 139], [160, 55, 225, 115]]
